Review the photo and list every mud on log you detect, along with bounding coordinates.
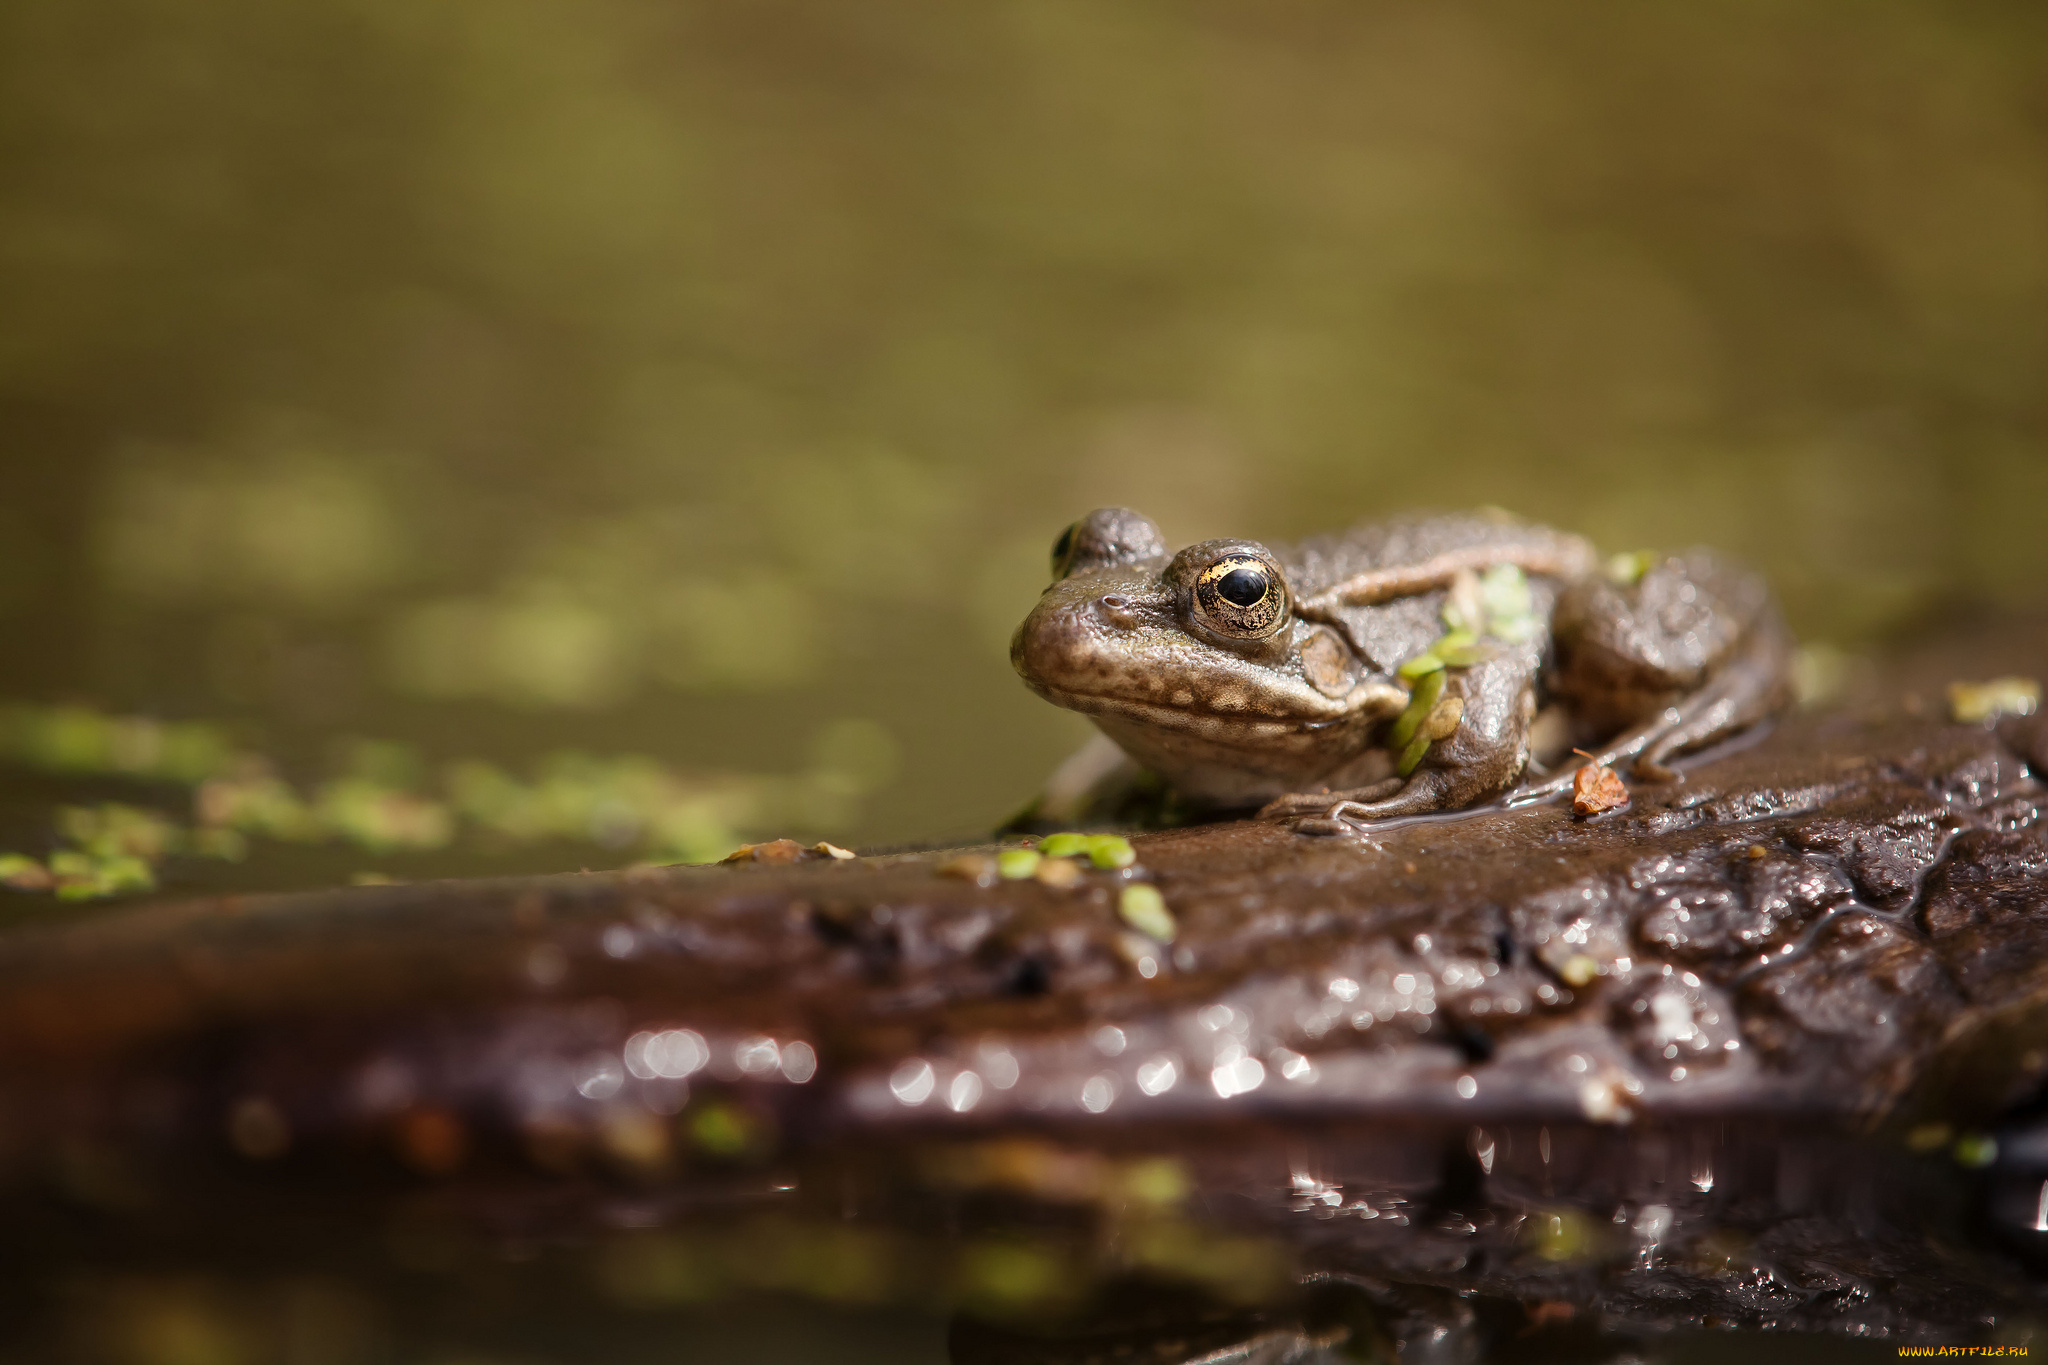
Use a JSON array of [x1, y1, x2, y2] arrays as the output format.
[[3, 621, 2048, 1356]]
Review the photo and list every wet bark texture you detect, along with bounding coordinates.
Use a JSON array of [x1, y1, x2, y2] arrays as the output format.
[[4, 619, 2048, 1359]]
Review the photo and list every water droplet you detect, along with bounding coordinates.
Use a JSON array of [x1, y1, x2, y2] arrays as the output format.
[[979, 1045, 1019, 1090], [779, 1041, 817, 1084], [734, 1036, 781, 1075], [889, 1059, 935, 1106], [625, 1029, 709, 1080], [1211, 1054, 1265, 1099], [1137, 1055, 1180, 1096]]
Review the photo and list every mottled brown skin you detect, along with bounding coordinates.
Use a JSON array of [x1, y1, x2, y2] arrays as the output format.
[[1011, 509, 1794, 831]]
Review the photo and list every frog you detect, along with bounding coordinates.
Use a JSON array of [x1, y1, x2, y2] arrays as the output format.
[[1010, 507, 1793, 833]]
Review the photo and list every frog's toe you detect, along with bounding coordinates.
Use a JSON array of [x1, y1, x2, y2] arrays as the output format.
[[1254, 791, 1317, 822], [1283, 799, 1391, 836], [1256, 779, 1403, 826], [1265, 773, 1467, 833]]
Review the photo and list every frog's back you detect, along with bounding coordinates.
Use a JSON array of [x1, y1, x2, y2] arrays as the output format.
[[1282, 513, 1596, 598]]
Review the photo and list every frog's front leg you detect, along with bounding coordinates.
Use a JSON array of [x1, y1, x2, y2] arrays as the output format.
[[1259, 654, 1538, 834]]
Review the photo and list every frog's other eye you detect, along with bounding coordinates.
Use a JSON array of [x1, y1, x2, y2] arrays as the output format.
[[1193, 553, 1289, 639], [1050, 522, 1078, 578], [1050, 507, 1167, 581]]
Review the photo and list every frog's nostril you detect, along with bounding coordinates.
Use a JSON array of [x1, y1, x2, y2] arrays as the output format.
[[1096, 594, 1138, 628]]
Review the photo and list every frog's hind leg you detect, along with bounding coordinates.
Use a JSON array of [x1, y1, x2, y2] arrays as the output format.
[[1632, 621, 1791, 778], [1506, 620, 1793, 805]]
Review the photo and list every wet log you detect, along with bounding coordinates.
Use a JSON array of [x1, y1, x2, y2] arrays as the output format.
[[3, 618, 2047, 1356]]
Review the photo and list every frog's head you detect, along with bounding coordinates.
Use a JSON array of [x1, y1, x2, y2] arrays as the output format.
[[1011, 508, 1406, 805]]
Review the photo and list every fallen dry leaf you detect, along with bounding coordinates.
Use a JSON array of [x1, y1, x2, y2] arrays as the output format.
[[1571, 761, 1629, 817]]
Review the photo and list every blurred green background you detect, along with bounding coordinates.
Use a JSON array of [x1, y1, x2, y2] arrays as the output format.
[[1, 0, 2044, 886]]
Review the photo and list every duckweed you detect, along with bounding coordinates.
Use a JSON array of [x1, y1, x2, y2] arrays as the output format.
[[1441, 569, 1485, 636], [1032, 831, 1136, 869], [1558, 955, 1602, 988], [1037, 832, 1091, 859], [0, 703, 892, 900], [1388, 670, 1447, 752], [1954, 1133, 2000, 1168], [1397, 651, 1447, 681], [1947, 677, 2040, 724], [1120, 1157, 1190, 1207], [1431, 630, 1489, 666], [1389, 565, 1541, 771], [0, 854, 50, 891], [1085, 834, 1136, 869], [688, 1102, 766, 1159], [1605, 551, 1656, 586], [57, 803, 181, 861], [1117, 883, 1176, 941], [1525, 1208, 1604, 1263], [1478, 563, 1537, 638], [0, 705, 236, 784], [46, 849, 155, 901], [996, 847, 1042, 879]]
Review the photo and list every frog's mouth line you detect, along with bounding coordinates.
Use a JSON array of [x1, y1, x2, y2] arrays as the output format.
[[1025, 681, 1336, 734]]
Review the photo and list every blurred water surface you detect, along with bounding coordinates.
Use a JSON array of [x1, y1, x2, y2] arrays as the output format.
[[1, 0, 2043, 870]]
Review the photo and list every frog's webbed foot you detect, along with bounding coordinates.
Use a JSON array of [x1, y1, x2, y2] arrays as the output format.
[[1258, 773, 1464, 836]]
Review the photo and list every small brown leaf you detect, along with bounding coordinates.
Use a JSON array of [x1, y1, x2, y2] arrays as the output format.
[[722, 838, 809, 864], [1571, 761, 1629, 817]]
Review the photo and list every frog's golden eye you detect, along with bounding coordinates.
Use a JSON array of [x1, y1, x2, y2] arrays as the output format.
[[1193, 553, 1288, 639]]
